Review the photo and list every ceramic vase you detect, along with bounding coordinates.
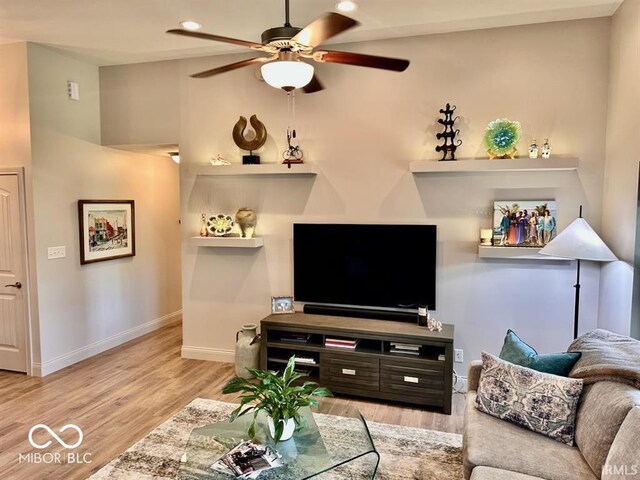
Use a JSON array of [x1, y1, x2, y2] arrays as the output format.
[[267, 416, 296, 442], [235, 324, 260, 379], [235, 208, 257, 239]]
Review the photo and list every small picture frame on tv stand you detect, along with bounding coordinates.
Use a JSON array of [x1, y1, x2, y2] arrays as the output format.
[[271, 296, 295, 314]]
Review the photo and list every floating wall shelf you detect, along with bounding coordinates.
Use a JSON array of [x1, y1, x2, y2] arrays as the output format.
[[188, 163, 318, 177], [410, 157, 579, 174], [189, 237, 264, 248], [478, 245, 569, 261]]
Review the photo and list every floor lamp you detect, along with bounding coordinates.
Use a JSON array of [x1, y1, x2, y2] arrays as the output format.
[[539, 206, 617, 339]]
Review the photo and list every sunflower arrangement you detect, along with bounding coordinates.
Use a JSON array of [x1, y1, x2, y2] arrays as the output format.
[[484, 119, 521, 159]]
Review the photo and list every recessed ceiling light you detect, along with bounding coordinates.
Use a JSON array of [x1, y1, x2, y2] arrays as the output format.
[[335, 1, 358, 12], [179, 20, 202, 31]]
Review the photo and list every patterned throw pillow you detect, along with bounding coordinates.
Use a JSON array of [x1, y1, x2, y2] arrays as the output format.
[[475, 352, 584, 445]]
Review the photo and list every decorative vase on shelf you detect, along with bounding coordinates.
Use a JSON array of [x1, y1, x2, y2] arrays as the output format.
[[200, 213, 208, 237], [267, 416, 296, 442], [528, 139, 539, 159], [235, 324, 260, 379], [542, 139, 551, 159], [235, 208, 257, 239]]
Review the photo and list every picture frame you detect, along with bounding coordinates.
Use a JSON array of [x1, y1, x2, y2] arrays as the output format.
[[78, 200, 135, 265], [492, 200, 557, 247], [271, 296, 295, 314]]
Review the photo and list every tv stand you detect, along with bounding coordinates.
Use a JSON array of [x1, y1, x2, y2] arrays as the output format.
[[259, 312, 454, 414], [303, 304, 418, 323]]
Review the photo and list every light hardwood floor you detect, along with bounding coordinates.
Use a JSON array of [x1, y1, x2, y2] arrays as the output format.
[[0, 321, 465, 480]]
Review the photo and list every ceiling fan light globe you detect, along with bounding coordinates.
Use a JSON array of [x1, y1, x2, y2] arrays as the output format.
[[260, 61, 314, 91]]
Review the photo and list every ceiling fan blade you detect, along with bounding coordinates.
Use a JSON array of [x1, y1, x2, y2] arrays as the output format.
[[314, 50, 410, 72], [302, 75, 324, 94], [191, 57, 267, 78], [167, 29, 265, 50], [292, 13, 358, 49]]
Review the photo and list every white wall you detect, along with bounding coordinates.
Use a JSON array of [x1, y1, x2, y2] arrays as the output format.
[[598, 0, 640, 335], [27, 44, 182, 375], [170, 18, 611, 365]]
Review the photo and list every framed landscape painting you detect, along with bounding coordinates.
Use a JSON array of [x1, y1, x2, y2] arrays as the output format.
[[492, 200, 557, 247], [78, 200, 135, 265]]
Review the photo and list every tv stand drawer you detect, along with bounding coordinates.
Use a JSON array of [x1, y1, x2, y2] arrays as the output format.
[[380, 360, 445, 397], [320, 353, 379, 391]]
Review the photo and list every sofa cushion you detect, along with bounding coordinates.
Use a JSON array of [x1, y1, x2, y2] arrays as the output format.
[[470, 466, 545, 480], [475, 352, 583, 445], [575, 381, 640, 475], [464, 393, 598, 480], [602, 407, 640, 479], [500, 329, 581, 376]]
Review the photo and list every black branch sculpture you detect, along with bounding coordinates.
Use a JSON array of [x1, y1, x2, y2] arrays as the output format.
[[435, 103, 462, 161]]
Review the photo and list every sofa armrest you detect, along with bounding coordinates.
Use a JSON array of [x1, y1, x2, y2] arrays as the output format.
[[467, 360, 483, 392]]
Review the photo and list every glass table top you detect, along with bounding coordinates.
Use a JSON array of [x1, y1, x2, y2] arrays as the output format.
[[178, 405, 379, 479]]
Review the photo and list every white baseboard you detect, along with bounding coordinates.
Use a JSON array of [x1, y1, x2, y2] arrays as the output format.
[[181, 345, 235, 364], [33, 310, 182, 377]]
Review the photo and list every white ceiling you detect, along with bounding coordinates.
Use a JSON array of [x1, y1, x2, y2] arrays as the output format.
[[0, 0, 622, 66]]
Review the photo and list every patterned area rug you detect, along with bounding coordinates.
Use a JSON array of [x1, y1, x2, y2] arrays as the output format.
[[89, 398, 462, 480]]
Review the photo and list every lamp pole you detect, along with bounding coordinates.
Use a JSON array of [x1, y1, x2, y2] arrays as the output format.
[[572, 205, 583, 340]]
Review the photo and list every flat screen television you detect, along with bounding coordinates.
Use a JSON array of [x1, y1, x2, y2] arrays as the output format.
[[293, 224, 437, 311]]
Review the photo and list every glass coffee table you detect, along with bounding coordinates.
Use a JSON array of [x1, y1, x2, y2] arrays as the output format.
[[178, 405, 379, 479]]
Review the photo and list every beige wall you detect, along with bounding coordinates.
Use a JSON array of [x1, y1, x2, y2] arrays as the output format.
[[100, 60, 180, 146], [27, 44, 182, 374], [170, 18, 611, 365], [598, 0, 640, 335]]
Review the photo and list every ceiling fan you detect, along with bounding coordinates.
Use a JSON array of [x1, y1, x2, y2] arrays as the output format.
[[167, 0, 410, 93]]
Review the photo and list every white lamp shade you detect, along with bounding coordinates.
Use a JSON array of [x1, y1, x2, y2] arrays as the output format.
[[539, 217, 617, 262], [261, 61, 314, 90]]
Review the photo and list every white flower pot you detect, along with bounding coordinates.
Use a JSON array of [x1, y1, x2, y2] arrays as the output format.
[[267, 416, 295, 442]]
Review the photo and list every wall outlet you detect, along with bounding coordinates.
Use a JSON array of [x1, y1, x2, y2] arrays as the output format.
[[67, 81, 79, 101], [454, 349, 464, 363], [47, 246, 66, 259]]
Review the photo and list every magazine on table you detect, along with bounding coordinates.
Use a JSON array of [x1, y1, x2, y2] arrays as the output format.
[[210, 439, 283, 478]]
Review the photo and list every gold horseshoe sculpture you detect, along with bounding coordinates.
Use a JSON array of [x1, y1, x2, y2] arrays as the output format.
[[232, 115, 267, 152]]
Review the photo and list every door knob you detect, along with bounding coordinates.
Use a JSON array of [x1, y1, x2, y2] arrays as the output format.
[[4, 282, 21, 289]]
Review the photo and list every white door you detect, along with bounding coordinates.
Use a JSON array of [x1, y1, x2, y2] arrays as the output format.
[[0, 173, 28, 372]]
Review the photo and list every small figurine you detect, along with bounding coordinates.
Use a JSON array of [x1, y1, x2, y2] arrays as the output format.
[[435, 103, 462, 161], [200, 213, 208, 237], [541, 139, 551, 159], [427, 315, 443, 332], [529, 139, 539, 159], [210, 154, 231, 166], [282, 128, 303, 168]]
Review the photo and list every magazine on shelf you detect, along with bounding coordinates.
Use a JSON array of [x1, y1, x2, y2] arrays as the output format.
[[294, 357, 316, 364], [280, 333, 312, 343], [390, 343, 421, 351], [210, 439, 283, 478], [325, 338, 360, 349], [390, 348, 420, 355]]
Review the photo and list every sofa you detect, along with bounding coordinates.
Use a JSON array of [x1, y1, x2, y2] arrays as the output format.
[[463, 360, 640, 480]]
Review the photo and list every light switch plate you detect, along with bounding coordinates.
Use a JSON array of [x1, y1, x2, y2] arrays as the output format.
[[67, 81, 79, 101], [47, 246, 66, 259]]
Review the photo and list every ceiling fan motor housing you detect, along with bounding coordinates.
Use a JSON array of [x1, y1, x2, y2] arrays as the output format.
[[261, 26, 302, 47]]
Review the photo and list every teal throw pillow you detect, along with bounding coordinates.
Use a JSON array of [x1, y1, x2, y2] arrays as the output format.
[[499, 329, 581, 377]]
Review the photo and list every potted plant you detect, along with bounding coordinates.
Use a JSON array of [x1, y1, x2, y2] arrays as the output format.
[[222, 355, 332, 442]]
